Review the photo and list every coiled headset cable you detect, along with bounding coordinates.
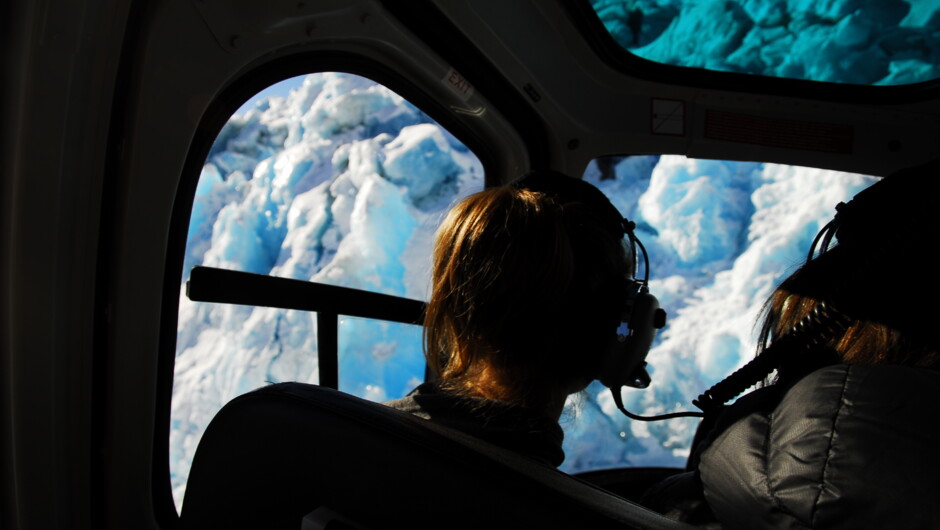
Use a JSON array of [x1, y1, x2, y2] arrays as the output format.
[[613, 300, 851, 421]]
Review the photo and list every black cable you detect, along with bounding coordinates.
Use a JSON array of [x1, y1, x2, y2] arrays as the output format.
[[692, 300, 850, 415], [807, 203, 846, 261], [609, 301, 851, 421], [611, 385, 704, 421]]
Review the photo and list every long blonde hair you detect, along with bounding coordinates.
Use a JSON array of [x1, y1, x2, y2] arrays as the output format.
[[424, 184, 627, 408]]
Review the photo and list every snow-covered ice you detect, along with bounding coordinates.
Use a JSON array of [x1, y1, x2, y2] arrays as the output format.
[[591, 0, 940, 85]]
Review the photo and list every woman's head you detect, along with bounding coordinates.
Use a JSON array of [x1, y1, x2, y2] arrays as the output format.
[[759, 159, 940, 375], [424, 172, 630, 408], [759, 250, 939, 374]]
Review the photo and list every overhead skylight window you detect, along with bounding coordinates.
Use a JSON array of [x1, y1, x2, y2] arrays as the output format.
[[590, 0, 940, 85]]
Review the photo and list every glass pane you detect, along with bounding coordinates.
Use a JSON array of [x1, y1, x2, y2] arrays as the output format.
[[171, 303, 319, 503], [338, 316, 425, 401], [590, 0, 940, 85], [172, 72, 484, 508], [561, 154, 876, 473]]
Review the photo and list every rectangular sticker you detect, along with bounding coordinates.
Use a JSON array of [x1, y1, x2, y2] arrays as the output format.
[[651, 98, 685, 136], [705, 110, 854, 153], [442, 68, 474, 102]]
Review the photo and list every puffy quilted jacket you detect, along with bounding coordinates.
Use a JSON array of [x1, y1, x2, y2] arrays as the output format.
[[699, 364, 940, 529]]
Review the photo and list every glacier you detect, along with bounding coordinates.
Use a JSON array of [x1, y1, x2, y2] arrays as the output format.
[[171, 71, 878, 509], [591, 0, 940, 85]]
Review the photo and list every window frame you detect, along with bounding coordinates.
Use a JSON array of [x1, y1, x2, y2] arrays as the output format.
[[156, 55, 502, 522]]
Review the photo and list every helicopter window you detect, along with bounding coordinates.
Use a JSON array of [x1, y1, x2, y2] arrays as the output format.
[[589, 0, 940, 85], [558, 154, 876, 475], [172, 71, 483, 507], [336, 316, 425, 401]]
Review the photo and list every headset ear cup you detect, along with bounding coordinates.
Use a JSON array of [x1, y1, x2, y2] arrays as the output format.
[[599, 287, 666, 389]]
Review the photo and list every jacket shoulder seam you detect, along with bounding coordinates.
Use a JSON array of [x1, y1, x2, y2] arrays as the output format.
[[764, 409, 810, 526], [809, 365, 851, 527]]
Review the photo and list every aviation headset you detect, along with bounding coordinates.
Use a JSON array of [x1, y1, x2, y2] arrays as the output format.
[[513, 162, 940, 423], [510, 171, 667, 399], [516, 160, 940, 423]]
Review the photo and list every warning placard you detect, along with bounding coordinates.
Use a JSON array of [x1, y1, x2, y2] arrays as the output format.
[[651, 98, 685, 136], [704, 110, 854, 153], [442, 68, 474, 102]]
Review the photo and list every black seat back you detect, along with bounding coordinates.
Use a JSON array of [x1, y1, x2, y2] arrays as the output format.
[[179, 383, 692, 529]]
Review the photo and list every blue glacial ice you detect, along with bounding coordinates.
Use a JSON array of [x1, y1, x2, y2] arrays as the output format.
[[591, 0, 940, 85]]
